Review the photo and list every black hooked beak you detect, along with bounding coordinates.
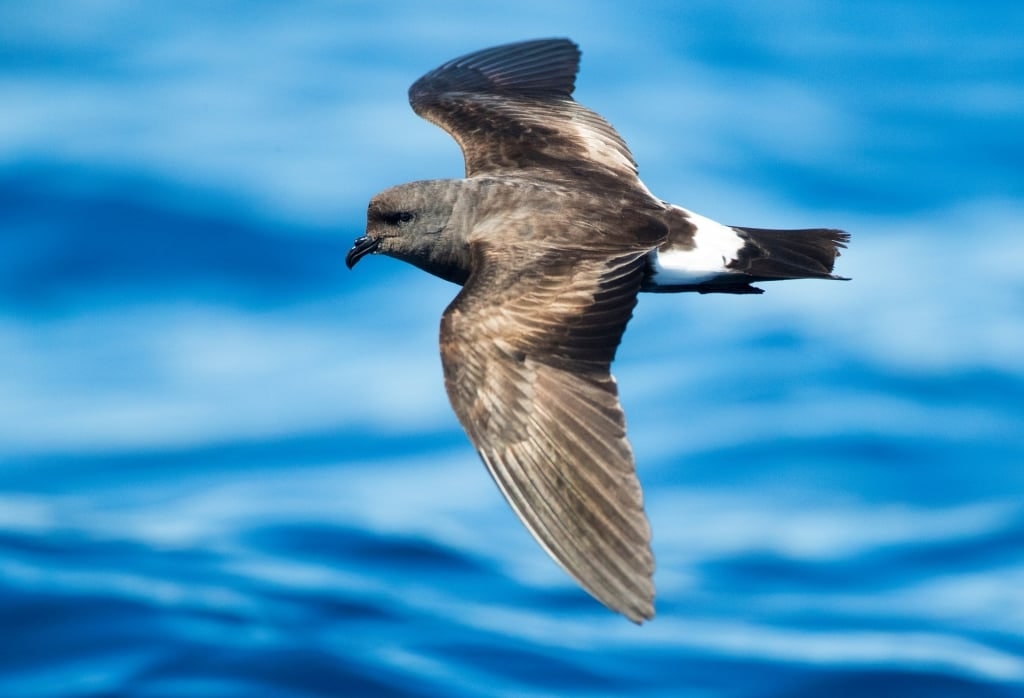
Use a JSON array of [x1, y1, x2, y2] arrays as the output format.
[[345, 236, 380, 269]]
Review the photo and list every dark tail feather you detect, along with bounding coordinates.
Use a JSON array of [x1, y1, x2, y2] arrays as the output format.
[[729, 226, 850, 282]]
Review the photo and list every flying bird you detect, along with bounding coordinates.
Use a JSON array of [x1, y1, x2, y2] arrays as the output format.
[[346, 38, 849, 623]]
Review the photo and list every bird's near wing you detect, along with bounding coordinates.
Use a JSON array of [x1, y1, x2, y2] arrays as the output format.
[[409, 38, 639, 182], [439, 237, 655, 622]]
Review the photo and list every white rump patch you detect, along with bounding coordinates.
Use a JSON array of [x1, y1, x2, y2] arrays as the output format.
[[649, 207, 746, 285]]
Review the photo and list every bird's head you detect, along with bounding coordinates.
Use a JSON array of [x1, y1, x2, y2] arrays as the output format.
[[346, 180, 470, 285]]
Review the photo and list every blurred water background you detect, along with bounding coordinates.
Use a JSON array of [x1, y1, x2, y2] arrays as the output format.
[[2, 2, 1023, 696]]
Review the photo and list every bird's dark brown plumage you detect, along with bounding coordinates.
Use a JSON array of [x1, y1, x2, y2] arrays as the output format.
[[410, 38, 639, 183], [441, 245, 655, 620], [347, 38, 850, 623]]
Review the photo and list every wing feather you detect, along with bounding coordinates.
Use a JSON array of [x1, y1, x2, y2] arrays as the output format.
[[409, 38, 638, 180], [440, 244, 655, 622]]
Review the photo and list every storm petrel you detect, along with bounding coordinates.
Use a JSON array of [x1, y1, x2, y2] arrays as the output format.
[[346, 38, 849, 622]]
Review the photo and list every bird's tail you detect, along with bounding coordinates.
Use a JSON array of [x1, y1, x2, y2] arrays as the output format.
[[730, 225, 850, 282], [644, 220, 850, 295]]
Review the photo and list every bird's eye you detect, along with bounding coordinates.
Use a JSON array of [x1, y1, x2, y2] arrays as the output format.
[[381, 211, 415, 225]]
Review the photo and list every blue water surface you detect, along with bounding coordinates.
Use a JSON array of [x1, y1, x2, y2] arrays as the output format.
[[2, 2, 1023, 696]]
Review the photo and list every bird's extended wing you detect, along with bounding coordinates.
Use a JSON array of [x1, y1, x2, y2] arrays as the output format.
[[439, 238, 655, 622], [409, 38, 638, 181]]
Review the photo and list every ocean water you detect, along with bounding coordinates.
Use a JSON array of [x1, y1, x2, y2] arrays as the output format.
[[2, 2, 1023, 696]]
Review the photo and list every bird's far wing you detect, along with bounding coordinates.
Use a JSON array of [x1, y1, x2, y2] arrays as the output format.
[[409, 38, 639, 181], [439, 237, 654, 622]]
